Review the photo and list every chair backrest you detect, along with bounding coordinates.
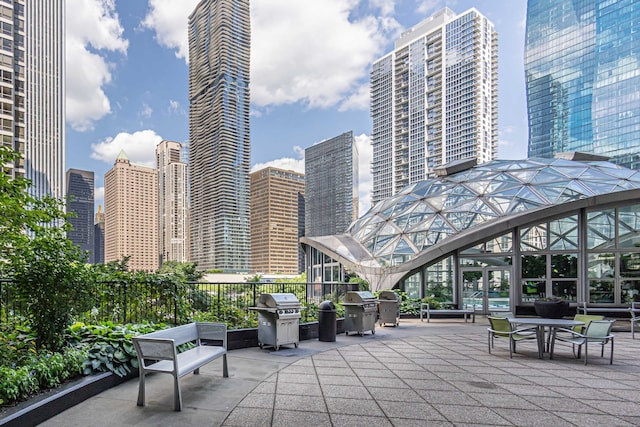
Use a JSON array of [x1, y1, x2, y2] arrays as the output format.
[[490, 311, 514, 318], [585, 320, 615, 338], [573, 314, 604, 332], [488, 316, 512, 335]]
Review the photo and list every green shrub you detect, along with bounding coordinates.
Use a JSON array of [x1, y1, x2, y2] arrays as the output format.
[[66, 322, 168, 378]]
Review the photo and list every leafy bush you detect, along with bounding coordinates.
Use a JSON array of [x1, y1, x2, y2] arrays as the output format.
[[66, 322, 168, 378], [421, 296, 442, 309], [0, 347, 87, 407]]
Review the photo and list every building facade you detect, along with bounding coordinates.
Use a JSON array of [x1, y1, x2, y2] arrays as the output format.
[[157, 140, 189, 265], [304, 131, 358, 237], [2, 1, 65, 200], [104, 151, 158, 271], [94, 204, 104, 264], [303, 154, 640, 312], [65, 169, 94, 263], [250, 167, 305, 274], [188, 0, 251, 272], [526, 0, 640, 168], [371, 8, 497, 205]]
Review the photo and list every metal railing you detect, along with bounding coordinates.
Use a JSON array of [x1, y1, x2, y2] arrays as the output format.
[[1, 280, 360, 327]]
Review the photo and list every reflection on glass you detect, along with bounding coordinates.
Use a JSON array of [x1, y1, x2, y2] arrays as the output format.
[[618, 204, 640, 248], [589, 279, 614, 303], [521, 224, 547, 251], [620, 253, 640, 278], [621, 280, 640, 304], [522, 255, 546, 278], [425, 258, 453, 302], [551, 253, 577, 278], [552, 280, 577, 302], [587, 209, 615, 249], [549, 215, 578, 250], [587, 253, 614, 279], [522, 280, 545, 301]]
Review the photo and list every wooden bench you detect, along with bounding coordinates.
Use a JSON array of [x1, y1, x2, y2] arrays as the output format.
[[132, 322, 228, 411], [420, 302, 476, 323], [577, 302, 640, 338]]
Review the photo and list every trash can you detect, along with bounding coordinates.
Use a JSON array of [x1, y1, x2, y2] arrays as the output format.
[[318, 300, 337, 342]]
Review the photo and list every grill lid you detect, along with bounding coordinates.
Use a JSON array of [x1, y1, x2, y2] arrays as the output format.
[[344, 291, 377, 304], [378, 290, 398, 301], [258, 293, 301, 308]]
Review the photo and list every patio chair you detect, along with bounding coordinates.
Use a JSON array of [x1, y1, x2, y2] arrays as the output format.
[[490, 311, 514, 318], [487, 316, 537, 359], [550, 319, 615, 365], [549, 314, 604, 352]]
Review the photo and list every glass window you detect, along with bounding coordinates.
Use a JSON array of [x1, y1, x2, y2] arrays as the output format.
[[620, 252, 640, 278], [618, 204, 640, 248], [522, 255, 546, 278], [587, 253, 615, 278], [552, 280, 577, 302], [621, 280, 640, 304], [424, 258, 453, 302], [551, 253, 577, 278], [549, 215, 578, 250], [520, 224, 547, 251], [589, 280, 614, 303], [587, 209, 615, 249]]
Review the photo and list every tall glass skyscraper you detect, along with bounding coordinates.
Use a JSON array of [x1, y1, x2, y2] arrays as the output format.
[[66, 169, 94, 263], [188, 0, 251, 272], [526, 0, 640, 168], [304, 131, 358, 237], [3, 1, 65, 200], [370, 8, 497, 206]]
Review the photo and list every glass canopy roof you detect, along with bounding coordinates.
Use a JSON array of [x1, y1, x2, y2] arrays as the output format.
[[348, 158, 640, 264]]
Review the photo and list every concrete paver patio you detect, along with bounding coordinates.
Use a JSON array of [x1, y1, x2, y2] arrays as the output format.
[[41, 318, 640, 426]]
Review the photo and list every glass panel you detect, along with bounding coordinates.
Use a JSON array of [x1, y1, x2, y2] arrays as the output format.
[[487, 270, 510, 311], [549, 215, 578, 250], [587, 253, 614, 279], [485, 232, 512, 253], [621, 280, 640, 304], [589, 280, 614, 303], [522, 280, 545, 301], [522, 255, 546, 278], [552, 280, 577, 302], [618, 204, 640, 248], [462, 270, 483, 311], [620, 253, 640, 278], [587, 209, 615, 249], [520, 224, 547, 251], [403, 272, 421, 299], [425, 258, 453, 302], [551, 254, 577, 278]]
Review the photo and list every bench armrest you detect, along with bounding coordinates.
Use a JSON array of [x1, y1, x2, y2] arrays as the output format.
[[132, 337, 178, 370]]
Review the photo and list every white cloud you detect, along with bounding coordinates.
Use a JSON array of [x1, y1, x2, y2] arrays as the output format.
[[140, 103, 153, 118], [417, 0, 446, 15], [141, 0, 401, 111], [65, 0, 128, 131], [251, 146, 305, 174], [354, 133, 372, 214], [90, 129, 163, 166], [141, 0, 200, 61]]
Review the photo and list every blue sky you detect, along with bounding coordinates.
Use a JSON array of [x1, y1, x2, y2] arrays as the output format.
[[66, 0, 528, 213]]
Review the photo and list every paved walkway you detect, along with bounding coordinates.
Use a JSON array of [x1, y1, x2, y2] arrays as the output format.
[[42, 318, 640, 426]]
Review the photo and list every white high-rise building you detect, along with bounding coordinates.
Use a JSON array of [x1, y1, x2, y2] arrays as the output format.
[[157, 140, 189, 265], [2, 1, 65, 200], [370, 8, 497, 205]]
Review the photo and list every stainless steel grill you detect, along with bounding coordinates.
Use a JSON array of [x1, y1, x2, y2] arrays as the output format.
[[343, 291, 378, 336], [378, 290, 400, 327], [250, 293, 301, 351]]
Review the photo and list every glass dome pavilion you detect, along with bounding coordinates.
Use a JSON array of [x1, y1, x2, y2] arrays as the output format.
[[301, 155, 640, 313]]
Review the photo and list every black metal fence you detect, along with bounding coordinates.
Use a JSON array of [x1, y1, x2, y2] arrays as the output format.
[[1, 280, 360, 328]]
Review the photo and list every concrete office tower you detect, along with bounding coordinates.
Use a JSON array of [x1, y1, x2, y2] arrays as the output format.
[[305, 131, 359, 237], [526, 0, 640, 168], [188, 0, 251, 272], [250, 167, 305, 274], [94, 205, 104, 264], [157, 140, 189, 265], [66, 169, 94, 263], [2, 1, 65, 200], [104, 151, 158, 271], [371, 8, 497, 205]]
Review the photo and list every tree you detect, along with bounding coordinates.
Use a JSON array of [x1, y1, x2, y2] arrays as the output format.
[[0, 146, 92, 351]]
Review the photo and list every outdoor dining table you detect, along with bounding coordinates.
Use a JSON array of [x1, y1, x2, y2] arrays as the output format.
[[508, 318, 585, 359]]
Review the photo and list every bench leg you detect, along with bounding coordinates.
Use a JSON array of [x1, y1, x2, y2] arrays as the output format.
[[173, 374, 182, 411], [223, 354, 229, 377], [136, 371, 146, 407]]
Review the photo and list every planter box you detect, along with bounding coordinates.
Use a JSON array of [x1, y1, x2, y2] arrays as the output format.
[[534, 300, 569, 318]]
